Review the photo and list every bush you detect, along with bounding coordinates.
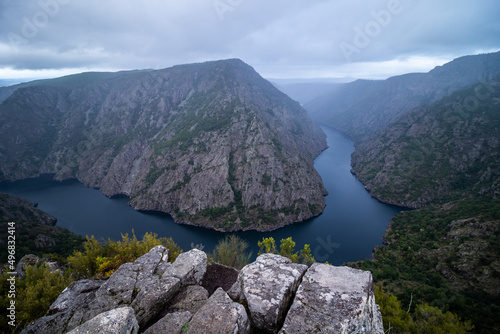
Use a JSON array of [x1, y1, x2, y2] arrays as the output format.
[[375, 286, 474, 334], [0, 264, 72, 332], [67, 231, 182, 279], [257, 237, 315, 265], [211, 235, 252, 269], [413, 303, 474, 334]]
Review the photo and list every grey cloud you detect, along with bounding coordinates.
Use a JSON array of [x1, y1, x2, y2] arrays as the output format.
[[0, 0, 499, 79]]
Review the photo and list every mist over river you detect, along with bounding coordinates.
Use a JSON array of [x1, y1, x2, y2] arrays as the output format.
[[0, 125, 406, 265]]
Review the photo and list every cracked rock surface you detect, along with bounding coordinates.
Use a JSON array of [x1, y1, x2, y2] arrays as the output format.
[[232, 253, 308, 333], [279, 264, 384, 334], [20, 247, 206, 333], [66, 307, 139, 334], [21, 247, 383, 334]]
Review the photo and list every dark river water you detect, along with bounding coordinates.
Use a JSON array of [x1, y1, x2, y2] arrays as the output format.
[[0, 125, 405, 265]]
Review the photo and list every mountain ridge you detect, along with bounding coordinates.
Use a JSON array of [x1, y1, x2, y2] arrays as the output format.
[[350, 78, 500, 208], [0, 59, 327, 231], [305, 51, 500, 142]]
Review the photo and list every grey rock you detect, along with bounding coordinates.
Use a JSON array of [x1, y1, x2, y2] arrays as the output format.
[[21, 247, 385, 334], [15, 254, 40, 278], [15, 254, 63, 279], [22, 246, 179, 333], [143, 311, 192, 334], [67, 307, 139, 334], [166, 249, 207, 285], [186, 288, 250, 334], [279, 264, 384, 334], [130, 275, 181, 326], [166, 285, 209, 314], [20, 313, 70, 334], [227, 280, 243, 302], [127, 249, 207, 326], [21, 279, 104, 334], [44, 261, 62, 273], [49, 279, 104, 314], [236, 253, 308, 333], [34, 234, 56, 247], [95, 262, 139, 303]]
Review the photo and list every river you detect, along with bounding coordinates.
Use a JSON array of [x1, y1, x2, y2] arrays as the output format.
[[0, 125, 405, 265]]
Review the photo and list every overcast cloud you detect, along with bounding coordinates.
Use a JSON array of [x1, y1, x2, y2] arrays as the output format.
[[1, 0, 499, 81]]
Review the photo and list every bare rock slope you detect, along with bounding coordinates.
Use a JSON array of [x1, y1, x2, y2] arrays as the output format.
[[0, 59, 327, 231]]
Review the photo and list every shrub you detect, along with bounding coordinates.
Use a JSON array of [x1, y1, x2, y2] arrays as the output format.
[[413, 303, 474, 334], [211, 235, 252, 269], [67, 231, 182, 279], [375, 286, 474, 334], [257, 237, 316, 265], [0, 264, 72, 332]]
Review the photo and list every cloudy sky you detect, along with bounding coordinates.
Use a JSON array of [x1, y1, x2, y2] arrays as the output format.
[[1, 0, 499, 82]]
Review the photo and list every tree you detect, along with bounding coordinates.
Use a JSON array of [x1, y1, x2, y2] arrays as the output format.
[[258, 237, 277, 255]]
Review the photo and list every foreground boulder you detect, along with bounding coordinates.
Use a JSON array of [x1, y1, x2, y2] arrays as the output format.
[[279, 264, 384, 333], [22, 248, 383, 333], [185, 288, 250, 334], [66, 307, 139, 334], [230, 253, 308, 333], [21, 247, 207, 333]]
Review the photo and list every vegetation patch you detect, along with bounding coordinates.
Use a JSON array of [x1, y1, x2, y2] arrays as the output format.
[[348, 198, 500, 333]]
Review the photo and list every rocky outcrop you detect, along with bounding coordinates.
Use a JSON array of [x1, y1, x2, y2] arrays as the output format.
[[185, 288, 251, 334], [34, 234, 56, 248], [15, 254, 40, 278], [0, 59, 327, 232], [22, 247, 383, 334], [229, 253, 308, 333], [14, 254, 63, 278], [280, 264, 383, 333], [67, 307, 139, 334]]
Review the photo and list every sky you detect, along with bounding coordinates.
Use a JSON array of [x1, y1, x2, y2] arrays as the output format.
[[1, 0, 499, 83]]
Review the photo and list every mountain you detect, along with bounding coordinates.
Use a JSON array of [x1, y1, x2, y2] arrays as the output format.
[[350, 79, 500, 208], [306, 52, 500, 142], [0, 59, 327, 232]]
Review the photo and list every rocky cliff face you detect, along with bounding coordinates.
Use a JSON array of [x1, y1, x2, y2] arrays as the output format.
[[21, 246, 383, 334], [0, 59, 327, 231], [351, 79, 500, 208], [306, 52, 500, 142]]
